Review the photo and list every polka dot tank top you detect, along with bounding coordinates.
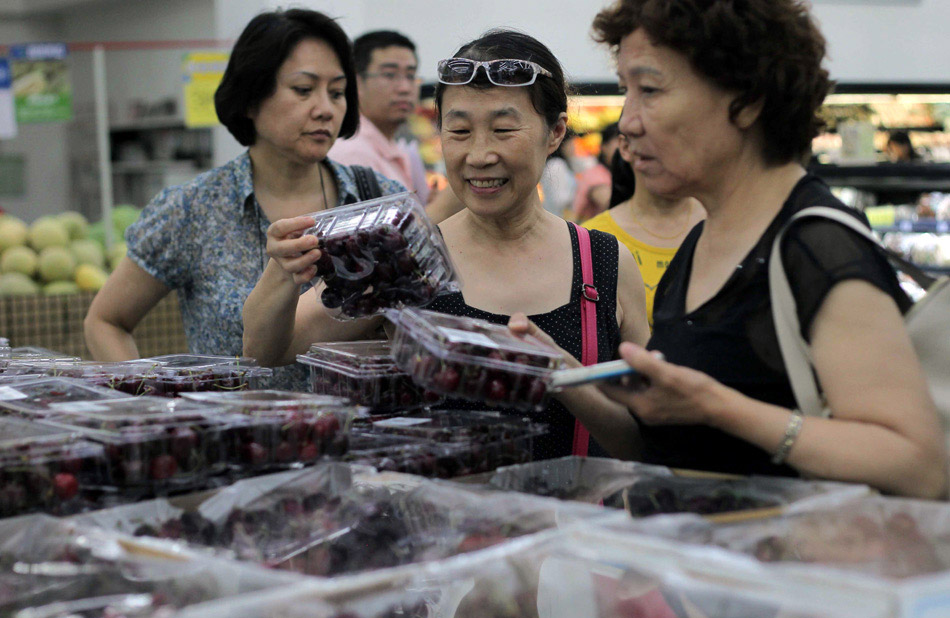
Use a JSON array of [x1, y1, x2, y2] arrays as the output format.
[[425, 222, 622, 459]]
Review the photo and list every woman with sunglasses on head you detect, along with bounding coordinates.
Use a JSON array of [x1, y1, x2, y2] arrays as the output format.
[[86, 9, 405, 390], [589, 0, 945, 498], [245, 29, 651, 460]]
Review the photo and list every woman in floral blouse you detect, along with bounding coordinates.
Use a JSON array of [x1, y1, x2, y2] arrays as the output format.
[[84, 8, 404, 389]]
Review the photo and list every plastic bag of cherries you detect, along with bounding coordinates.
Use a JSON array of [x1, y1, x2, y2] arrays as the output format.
[[388, 309, 566, 412], [304, 192, 459, 320]]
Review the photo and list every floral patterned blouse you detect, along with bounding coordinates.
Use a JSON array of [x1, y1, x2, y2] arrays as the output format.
[[125, 151, 406, 390]]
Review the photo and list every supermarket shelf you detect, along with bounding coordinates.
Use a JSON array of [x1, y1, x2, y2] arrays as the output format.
[[812, 163, 950, 191], [874, 219, 950, 234], [109, 116, 186, 131]]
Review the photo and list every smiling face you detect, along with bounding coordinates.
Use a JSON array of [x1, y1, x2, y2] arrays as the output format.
[[615, 29, 752, 200], [249, 38, 347, 165], [440, 85, 566, 217]]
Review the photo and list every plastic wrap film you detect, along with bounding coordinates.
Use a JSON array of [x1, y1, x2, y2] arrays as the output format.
[[0, 515, 302, 617], [483, 456, 870, 520], [73, 462, 608, 580]]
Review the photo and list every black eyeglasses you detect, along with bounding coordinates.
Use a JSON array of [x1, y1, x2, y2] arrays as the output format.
[[436, 58, 553, 87]]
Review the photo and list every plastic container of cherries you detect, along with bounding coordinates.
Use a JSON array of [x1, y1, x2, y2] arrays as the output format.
[[0, 376, 135, 418], [388, 308, 566, 411], [296, 339, 440, 411], [127, 354, 274, 397], [40, 397, 236, 493], [0, 416, 107, 517], [303, 192, 459, 320], [181, 390, 357, 472]]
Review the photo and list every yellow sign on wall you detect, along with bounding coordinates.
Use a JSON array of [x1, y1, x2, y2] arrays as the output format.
[[182, 52, 229, 128]]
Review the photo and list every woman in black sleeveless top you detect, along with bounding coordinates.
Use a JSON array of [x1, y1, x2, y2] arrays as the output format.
[[427, 224, 624, 458], [244, 30, 652, 461], [428, 30, 650, 459], [591, 0, 945, 498]]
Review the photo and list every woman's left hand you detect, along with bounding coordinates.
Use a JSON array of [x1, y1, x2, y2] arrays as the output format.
[[508, 312, 580, 368], [600, 342, 724, 427]]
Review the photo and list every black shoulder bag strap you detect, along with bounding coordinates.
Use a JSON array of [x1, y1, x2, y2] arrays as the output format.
[[351, 165, 383, 202]]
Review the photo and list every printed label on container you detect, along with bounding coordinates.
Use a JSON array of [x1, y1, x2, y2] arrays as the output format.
[[0, 387, 27, 401], [48, 401, 109, 413], [439, 327, 499, 350], [373, 417, 432, 428]]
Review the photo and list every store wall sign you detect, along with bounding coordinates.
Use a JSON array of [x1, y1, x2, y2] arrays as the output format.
[[9, 42, 73, 124], [182, 51, 229, 128], [0, 58, 16, 139]]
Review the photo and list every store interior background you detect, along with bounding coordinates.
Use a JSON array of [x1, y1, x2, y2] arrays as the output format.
[[1, 0, 949, 222]]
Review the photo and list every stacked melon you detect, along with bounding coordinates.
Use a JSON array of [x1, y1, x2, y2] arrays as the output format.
[[0, 206, 139, 297]]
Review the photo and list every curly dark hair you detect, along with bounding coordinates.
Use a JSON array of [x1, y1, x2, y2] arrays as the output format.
[[215, 8, 360, 147], [592, 0, 832, 165]]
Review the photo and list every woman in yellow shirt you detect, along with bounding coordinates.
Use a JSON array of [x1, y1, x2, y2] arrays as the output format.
[[584, 134, 704, 327]]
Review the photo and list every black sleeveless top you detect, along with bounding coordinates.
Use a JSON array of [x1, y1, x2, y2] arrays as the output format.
[[645, 174, 912, 477], [426, 222, 623, 459]]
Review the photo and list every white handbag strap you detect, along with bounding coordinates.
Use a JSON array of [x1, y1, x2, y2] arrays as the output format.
[[768, 206, 883, 418]]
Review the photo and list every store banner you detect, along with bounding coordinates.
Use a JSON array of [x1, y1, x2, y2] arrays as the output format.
[[0, 59, 16, 139], [182, 51, 229, 128], [10, 42, 73, 124]]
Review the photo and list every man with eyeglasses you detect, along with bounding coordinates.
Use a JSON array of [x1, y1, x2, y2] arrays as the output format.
[[329, 30, 433, 204]]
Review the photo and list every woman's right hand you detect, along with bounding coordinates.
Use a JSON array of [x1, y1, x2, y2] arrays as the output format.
[[265, 216, 321, 285]]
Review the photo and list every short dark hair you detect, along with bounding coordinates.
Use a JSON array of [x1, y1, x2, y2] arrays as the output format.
[[353, 30, 417, 75], [592, 0, 832, 165], [434, 29, 568, 130], [215, 8, 360, 147]]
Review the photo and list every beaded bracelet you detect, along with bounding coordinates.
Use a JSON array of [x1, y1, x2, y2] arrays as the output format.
[[771, 411, 804, 465]]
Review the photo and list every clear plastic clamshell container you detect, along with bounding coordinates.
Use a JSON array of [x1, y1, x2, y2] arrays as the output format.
[[180, 390, 357, 472], [0, 377, 134, 418], [0, 347, 78, 374], [389, 308, 566, 411], [0, 359, 157, 391], [304, 192, 459, 320], [126, 354, 273, 397], [0, 417, 107, 517], [345, 423, 539, 479], [297, 339, 440, 411], [40, 397, 235, 492]]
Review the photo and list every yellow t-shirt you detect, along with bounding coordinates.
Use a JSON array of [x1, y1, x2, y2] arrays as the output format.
[[583, 210, 678, 328]]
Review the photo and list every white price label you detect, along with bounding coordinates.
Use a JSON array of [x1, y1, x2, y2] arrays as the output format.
[[373, 417, 432, 428], [439, 327, 499, 350], [48, 401, 108, 413], [0, 387, 27, 401], [937, 221, 949, 234]]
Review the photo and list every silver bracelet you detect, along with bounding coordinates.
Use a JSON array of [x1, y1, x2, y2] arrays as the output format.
[[771, 411, 804, 465]]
